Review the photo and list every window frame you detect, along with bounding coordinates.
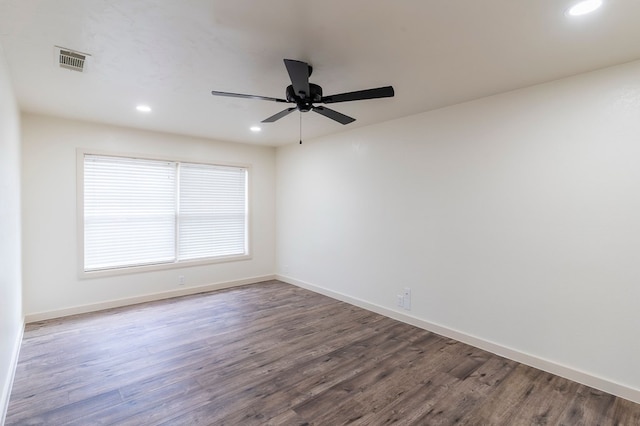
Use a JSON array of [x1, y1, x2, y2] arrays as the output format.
[[76, 149, 252, 278]]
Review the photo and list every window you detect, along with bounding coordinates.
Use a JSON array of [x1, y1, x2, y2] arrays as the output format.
[[80, 153, 248, 274]]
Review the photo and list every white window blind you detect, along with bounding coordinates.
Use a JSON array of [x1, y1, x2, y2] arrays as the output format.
[[84, 155, 177, 271], [82, 154, 248, 273], [178, 163, 247, 261]]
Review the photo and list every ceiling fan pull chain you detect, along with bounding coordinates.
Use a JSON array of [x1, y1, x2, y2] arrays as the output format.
[[299, 111, 303, 144]]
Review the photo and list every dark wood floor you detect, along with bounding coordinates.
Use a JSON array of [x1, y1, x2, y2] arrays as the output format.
[[6, 280, 640, 425]]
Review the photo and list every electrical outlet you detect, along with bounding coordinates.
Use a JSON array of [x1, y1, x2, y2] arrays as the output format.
[[178, 275, 185, 286], [403, 287, 411, 310], [397, 294, 404, 308]]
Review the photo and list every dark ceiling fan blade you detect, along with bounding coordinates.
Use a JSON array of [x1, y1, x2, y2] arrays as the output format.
[[211, 90, 288, 103], [321, 86, 395, 104], [284, 59, 310, 99], [312, 106, 355, 125], [262, 107, 297, 123]]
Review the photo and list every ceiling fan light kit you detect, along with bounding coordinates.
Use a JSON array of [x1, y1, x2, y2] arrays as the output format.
[[211, 59, 395, 142]]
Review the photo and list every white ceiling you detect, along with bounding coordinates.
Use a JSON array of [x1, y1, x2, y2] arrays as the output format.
[[1, 0, 640, 146]]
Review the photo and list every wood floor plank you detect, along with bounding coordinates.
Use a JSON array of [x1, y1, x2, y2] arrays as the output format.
[[459, 367, 577, 426], [557, 385, 618, 425], [65, 378, 205, 426], [6, 280, 640, 425], [8, 390, 123, 425], [170, 320, 411, 424], [452, 363, 543, 424], [356, 371, 461, 425], [291, 332, 453, 423]]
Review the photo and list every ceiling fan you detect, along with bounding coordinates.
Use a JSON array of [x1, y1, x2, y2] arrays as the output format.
[[211, 59, 395, 126]]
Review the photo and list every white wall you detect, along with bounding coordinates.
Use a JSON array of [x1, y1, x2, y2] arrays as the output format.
[[0, 43, 23, 423], [21, 114, 276, 317], [276, 60, 640, 400]]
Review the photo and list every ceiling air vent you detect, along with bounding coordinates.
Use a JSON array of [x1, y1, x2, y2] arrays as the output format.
[[55, 46, 90, 72]]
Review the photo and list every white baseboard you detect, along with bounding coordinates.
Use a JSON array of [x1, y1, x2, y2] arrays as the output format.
[[277, 274, 640, 405], [25, 275, 276, 323], [1, 318, 24, 426]]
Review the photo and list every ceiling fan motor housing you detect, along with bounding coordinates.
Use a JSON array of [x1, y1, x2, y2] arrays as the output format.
[[286, 83, 323, 112]]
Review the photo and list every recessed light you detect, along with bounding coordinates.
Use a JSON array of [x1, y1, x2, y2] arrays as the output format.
[[136, 105, 152, 113], [250, 126, 261, 132], [566, 0, 603, 16]]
